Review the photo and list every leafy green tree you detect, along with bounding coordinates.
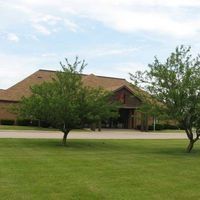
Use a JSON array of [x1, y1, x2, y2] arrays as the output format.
[[130, 46, 200, 152], [19, 57, 118, 145], [80, 87, 119, 131]]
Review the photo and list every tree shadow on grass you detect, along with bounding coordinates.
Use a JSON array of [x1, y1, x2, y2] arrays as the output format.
[[34, 139, 200, 157], [152, 146, 200, 157], [1, 138, 200, 156], [0, 138, 123, 152], [143, 140, 200, 157]]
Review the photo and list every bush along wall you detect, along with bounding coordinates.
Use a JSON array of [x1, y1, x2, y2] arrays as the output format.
[[1, 119, 15, 125], [16, 119, 31, 126], [148, 124, 180, 131], [148, 124, 164, 130]]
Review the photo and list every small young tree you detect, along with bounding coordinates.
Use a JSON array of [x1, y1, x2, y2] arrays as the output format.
[[19, 57, 118, 145], [130, 46, 200, 153]]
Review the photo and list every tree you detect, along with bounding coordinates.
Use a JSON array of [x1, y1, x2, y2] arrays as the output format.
[[78, 86, 119, 131], [18, 57, 118, 145], [130, 46, 200, 153]]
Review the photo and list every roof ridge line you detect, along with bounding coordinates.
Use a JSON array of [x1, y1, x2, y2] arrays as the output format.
[[39, 69, 126, 80]]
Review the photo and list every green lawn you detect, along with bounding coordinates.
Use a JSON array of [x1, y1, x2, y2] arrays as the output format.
[[0, 125, 92, 132], [0, 139, 200, 200], [0, 125, 58, 131]]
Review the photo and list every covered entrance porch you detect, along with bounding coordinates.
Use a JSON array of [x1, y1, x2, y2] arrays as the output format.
[[103, 108, 138, 129]]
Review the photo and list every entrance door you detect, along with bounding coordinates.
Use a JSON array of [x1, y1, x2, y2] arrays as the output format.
[[119, 109, 130, 129], [103, 108, 134, 129]]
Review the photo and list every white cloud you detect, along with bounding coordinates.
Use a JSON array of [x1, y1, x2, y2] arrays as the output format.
[[61, 45, 139, 59], [126, 0, 200, 7], [26, 34, 39, 41], [64, 19, 79, 32], [31, 14, 61, 25], [7, 33, 19, 42], [82, 58, 147, 81], [103, 61, 147, 81], [17, 0, 200, 8], [1, 0, 200, 88], [100, 10, 192, 37], [1, 0, 200, 38], [0, 52, 65, 89], [0, 54, 39, 89], [32, 24, 51, 35], [94, 46, 139, 57], [41, 53, 57, 58], [115, 62, 146, 73]]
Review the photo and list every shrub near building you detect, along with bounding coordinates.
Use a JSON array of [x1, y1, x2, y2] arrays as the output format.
[[0, 119, 15, 125]]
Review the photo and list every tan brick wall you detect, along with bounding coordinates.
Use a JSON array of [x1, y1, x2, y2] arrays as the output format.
[[0, 101, 18, 120]]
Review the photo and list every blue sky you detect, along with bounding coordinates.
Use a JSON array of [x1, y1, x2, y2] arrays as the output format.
[[1, 0, 200, 89]]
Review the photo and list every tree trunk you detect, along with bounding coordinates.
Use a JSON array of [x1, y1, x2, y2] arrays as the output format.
[[91, 123, 96, 131], [184, 126, 198, 153], [144, 114, 148, 132], [182, 117, 199, 153], [186, 140, 195, 153], [62, 130, 70, 145], [98, 121, 101, 132]]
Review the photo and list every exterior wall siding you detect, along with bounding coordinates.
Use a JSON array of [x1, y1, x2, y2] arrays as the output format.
[[114, 88, 141, 108], [0, 101, 17, 120]]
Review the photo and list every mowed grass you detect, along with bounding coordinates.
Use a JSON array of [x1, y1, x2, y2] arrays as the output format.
[[0, 125, 92, 132], [0, 139, 200, 200], [0, 125, 58, 131]]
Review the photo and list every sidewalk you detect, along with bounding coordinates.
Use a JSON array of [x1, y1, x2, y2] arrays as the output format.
[[0, 129, 187, 139]]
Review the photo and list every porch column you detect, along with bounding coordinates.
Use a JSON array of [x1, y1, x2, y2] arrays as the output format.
[[128, 109, 133, 129]]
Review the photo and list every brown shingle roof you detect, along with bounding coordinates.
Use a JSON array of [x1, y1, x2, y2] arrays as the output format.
[[82, 73, 127, 89], [0, 69, 142, 102], [0, 89, 4, 94], [0, 70, 56, 101]]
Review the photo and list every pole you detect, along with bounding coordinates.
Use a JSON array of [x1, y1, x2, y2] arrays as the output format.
[[153, 116, 156, 131]]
